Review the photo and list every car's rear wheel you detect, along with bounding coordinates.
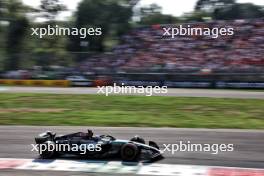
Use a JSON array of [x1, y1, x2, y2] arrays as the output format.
[[121, 143, 139, 161]]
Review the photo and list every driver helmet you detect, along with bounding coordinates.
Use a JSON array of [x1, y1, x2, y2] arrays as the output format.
[[87, 129, 93, 137]]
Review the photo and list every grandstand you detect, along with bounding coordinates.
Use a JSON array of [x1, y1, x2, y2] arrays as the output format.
[[80, 19, 264, 74], [1, 19, 264, 88]]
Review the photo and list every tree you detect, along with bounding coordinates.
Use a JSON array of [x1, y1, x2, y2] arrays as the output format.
[[139, 13, 179, 25], [0, 1, 5, 18], [68, 0, 135, 55], [3, 0, 29, 71], [138, 3, 178, 25], [182, 11, 212, 22], [140, 3, 162, 16], [0, 1, 7, 35], [195, 0, 236, 12], [214, 3, 264, 20], [5, 17, 29, 70], [25, 0, 71, 68], [38, 0, 67, 21]]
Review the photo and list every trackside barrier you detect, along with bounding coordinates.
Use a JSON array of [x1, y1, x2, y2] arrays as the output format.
[[93, 79, 113, 87], [0, 79, 70, 87], [2, 79, 264, 88]]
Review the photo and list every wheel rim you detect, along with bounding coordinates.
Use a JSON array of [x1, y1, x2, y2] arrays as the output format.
[[124, 147, 135, 157]]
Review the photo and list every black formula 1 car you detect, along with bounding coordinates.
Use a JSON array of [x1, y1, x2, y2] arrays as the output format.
[[35, 130, 163, 162]]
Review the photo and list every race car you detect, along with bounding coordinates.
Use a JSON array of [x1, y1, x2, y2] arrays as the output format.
[[35, 130, 163, 162]]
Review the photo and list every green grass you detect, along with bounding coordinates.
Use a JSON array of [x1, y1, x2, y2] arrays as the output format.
[[0, 93, 263, 129]]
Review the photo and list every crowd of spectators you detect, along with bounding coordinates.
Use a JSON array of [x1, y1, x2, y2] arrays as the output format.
[[80, 19, 264, 73]]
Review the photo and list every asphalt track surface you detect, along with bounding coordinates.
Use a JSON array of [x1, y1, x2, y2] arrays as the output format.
[[1, 86, 264, 99], [0, 126, 263, 176]]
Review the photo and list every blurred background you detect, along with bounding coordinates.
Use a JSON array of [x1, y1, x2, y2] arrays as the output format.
[[0, 2, 264, 172], [0, 0, 264, 88]]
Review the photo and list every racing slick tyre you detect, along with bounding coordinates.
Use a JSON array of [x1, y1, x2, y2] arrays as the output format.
[[38, 141, 56, 159], [121, 143, 139, 161], [130, 136, 145, 144]]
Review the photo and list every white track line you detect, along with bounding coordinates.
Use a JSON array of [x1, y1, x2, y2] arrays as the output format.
[[0, 158, 264, 176], [0, 87, 8, 91]]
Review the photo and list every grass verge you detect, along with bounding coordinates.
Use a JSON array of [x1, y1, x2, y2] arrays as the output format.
[[0, 93, 263, 129]]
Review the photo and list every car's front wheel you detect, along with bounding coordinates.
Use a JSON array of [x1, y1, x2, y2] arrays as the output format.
[[121, 143, 139, 161]]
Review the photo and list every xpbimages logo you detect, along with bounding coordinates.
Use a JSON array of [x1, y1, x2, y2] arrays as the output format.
[[31, 142, 102, 155], [161, 141, 234, 155], [162, 25, 234, 39], [97, 83, 168, 96], [31, 25, 102, 38]]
